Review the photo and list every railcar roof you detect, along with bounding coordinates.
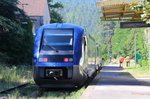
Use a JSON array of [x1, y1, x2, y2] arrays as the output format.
[[35, 23, 85, 36], [40, 23, 84, 30], [35, 23, 85, 38]]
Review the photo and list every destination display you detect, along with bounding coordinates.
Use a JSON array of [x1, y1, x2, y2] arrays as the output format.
[[120, 21, 150, 28]]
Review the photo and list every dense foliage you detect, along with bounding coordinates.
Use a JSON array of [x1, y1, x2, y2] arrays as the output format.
[[112, 25, 148, 60], [132, 0, 150, 23], [48, 0, 64, 23], [50, 10, 64, 23], [0, 0, 33, 64], [56, 0, 101, 34]]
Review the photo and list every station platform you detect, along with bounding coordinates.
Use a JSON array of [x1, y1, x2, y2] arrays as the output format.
[[80, 64, 150, 99]]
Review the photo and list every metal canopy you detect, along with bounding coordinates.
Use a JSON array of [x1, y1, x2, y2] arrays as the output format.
[[96, 0, 142, 7], [96, 0, 143, 21]]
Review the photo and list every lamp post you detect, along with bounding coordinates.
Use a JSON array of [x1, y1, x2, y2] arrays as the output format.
[[134, 29, 137, 66], [147, 28, 150, 72], [95, 42, 100, 64], [133, 29, 136, 66]]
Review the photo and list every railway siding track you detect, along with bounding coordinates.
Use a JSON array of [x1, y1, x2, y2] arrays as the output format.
[[0, 83, 29, 94]]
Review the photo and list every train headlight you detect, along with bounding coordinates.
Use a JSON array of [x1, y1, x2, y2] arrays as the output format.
[[64, 58, 73, 62], [69, 58, 73, 62], [64, 58, 69, 62], [43, 58, 48, 62], [39, 58, 48, 62]]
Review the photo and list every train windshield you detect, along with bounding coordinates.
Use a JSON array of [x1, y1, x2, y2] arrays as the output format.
[[40, 29, 74, 52]]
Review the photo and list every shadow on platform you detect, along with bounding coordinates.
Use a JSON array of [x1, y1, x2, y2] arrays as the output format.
[[90, 65, 150, 86]]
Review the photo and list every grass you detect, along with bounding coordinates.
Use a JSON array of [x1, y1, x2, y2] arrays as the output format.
[[111, 59, 150, 78], [0, 64, 33, 92], [0, 64, 86, 99], [123, 60, 150, 78], [66, 88, 85, 99], [6, 85, 86, 99]]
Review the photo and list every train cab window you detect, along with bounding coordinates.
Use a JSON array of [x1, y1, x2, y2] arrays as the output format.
[[40, 29, 74, 52]]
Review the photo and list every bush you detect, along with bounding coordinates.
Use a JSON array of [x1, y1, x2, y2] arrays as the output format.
[[138, 59, 148, 67], [141, 60, 148, 67]]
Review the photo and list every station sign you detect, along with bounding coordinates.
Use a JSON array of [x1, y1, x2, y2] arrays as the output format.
[[120, 21, 150, 28]]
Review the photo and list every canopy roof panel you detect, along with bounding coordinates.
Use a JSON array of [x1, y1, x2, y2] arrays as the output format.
[[96, 0, 143, 21], [96, 0, 142, 7]]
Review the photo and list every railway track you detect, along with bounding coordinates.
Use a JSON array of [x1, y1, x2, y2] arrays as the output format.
[[0, 82, 75, 98], [0, 80, 91, 98], [0, 69, 100, 98], [0, 83, 30, 94]]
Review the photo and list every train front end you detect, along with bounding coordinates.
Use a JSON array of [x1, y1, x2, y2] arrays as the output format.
[[33, 23, 87, 88]]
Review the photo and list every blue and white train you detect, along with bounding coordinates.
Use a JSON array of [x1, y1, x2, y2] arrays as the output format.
[[33, 23, 103, 88]]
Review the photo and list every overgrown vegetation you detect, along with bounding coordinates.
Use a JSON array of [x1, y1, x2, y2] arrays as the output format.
[[48, 0, 64, 23], [6, 87, 85, 99], [112, 26, 147, 59], [124, 60, 150, 78], [0, 64, 32, 92], [0, 0, 33, 64]]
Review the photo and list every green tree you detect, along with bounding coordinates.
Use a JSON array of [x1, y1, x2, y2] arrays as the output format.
[[48, 0, 64, 23], [112, 27, 147, 59], [0, 0, 33, 64], [0, 0, 26, 22], [132, 0, 150, 23], [50, 10, 64, 23]]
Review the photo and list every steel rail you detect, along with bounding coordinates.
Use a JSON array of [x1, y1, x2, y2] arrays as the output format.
[[0, 83, 29, 94]]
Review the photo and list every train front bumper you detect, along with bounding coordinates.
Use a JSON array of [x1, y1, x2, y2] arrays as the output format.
[[33, 65, 87, 88]]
